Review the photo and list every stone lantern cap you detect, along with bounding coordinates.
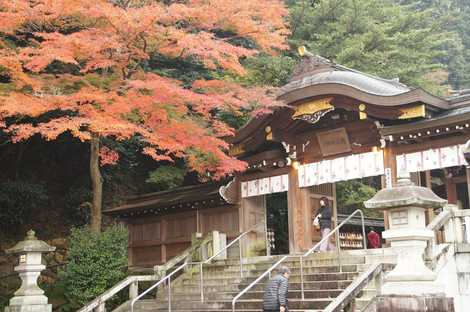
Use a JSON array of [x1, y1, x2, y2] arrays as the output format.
[[364, 177, 447, 210], [6, 230, 56, 255]]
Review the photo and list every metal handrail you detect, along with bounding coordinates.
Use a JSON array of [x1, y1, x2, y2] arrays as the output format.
[[187, 226, 258, 303], [130, 262, 187, 312], [231, 209, 366, 311], [300, 209, 366, 299], [323, 262, 384, 312], [231, 255, 290, 312], [130, 222, 265, 312]]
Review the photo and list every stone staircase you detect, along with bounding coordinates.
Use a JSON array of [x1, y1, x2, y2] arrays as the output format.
[[122, 252, 381, 312]]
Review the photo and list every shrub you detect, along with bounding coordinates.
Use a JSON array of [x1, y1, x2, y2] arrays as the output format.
[[58, 225, 128, 311], [0, 180, 48, 228]]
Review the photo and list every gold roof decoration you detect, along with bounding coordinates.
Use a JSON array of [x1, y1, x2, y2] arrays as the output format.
[[292, 97, 335, 124]]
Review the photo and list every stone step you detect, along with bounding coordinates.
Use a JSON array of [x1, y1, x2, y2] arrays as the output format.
[[120, 253, 369, 312], [131, 310, 322, 312], [130, 301, 322, 312], [237, 280, 355, 291], [200, 264, 358, 276], [196, 269, 358, 281], [172, 279, 354, 294], [181, 272, 358, 286], [158, 288, 347, 301], [135, 298, 332, 310], [210, 255, 365, 268], [133, 311, 322, 312]]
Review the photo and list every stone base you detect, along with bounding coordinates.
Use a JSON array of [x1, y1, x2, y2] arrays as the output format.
[[4, 304, 52, 312], [376, 294, 454, 312], [9, 295, 48, 306], [382, 281, 444, 295]]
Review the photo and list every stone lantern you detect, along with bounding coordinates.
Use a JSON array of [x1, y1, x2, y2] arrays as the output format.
[[5, 230, 56, 312], [364, 174, 454, 311]]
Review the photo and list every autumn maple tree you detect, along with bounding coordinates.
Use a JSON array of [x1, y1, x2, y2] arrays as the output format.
[[0, 0, 288, 232]]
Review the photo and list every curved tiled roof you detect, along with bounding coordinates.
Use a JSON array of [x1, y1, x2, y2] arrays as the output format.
[[278, 54, 448, 109], [281, 70, 410, 97]]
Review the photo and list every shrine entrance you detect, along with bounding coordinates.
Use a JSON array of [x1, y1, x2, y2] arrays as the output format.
[[266, 192, 289, 255]]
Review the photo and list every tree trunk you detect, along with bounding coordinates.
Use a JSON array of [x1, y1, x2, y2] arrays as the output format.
[[90, 134, 103, 233]]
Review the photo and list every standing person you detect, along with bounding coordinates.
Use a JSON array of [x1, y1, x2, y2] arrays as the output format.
[[263, 266, 290, 312], [367, 227, 381, 249], [313, 197, 335, 251]]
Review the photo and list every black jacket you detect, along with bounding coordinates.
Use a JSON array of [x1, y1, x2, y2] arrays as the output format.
[[314, 205, 332, 230], [263, 274, 289, 310]]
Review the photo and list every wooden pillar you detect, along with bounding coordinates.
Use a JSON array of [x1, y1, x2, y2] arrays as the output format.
[[237, 179, 245, 234], [301, 187, 313, 252], [161, 217, 167, 263], [287, 167, 310, 253], [410, 172, 420, 185], [444, 169, 458, 204], [425, 171, 434, 225], [382, 146, 396, 230], [383, 146, 397, 186], [466, 167, 470, 209], [128, 222, 134, 267]]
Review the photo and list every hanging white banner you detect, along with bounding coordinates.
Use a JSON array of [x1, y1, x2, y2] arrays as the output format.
[[396, 144, 468, 174], [241, 174, 289, 198], [298, 150, 385, 187]]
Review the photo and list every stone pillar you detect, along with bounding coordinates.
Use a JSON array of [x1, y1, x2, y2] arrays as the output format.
[[5, 230, 55, 312], [364, 175, 455, 312]]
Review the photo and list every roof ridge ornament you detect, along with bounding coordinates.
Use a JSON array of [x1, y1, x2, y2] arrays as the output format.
[[289, 46, 334, 82]]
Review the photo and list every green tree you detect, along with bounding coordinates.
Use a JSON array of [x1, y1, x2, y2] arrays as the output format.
[[399, 0, 470, 89], [146, 165, 186, 189], [287, 0, 458, 93], [336, 179, 380, 217], [240, 53, 297, 87], [58, 225, 128, 311]]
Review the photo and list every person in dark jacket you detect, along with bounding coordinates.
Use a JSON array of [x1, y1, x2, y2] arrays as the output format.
[[313, 197, 335, 251], [263, 266, 290, 312]]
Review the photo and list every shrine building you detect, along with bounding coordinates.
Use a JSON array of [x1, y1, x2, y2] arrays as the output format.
[[105, 52, 470, 269]]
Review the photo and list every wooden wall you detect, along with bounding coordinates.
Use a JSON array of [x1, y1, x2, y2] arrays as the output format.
[[127, 205, 239, 268]]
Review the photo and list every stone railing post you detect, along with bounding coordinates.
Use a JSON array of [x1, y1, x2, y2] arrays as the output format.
[[4, 230, 55, 312], [364, 174, 454, 312], [374, 269, 383, 296], [443, 205, 458, 243], [454, 215, 464, 243], [129, 281, 138, 300], [95, 302, 105, 312]]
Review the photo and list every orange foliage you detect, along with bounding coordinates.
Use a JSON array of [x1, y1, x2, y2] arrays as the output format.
[[99, 146, 120, 165], [0, 0, 288, 179]]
